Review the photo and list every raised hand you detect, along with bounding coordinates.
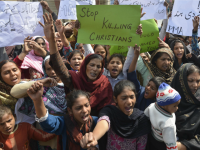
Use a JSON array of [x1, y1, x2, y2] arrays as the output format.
[[114, 0, 119, 5], [39, 78, 57, 87], [164, 1, 169, 8], [80, 132, 98, 149], [23, 36, 33, 54], [55, 19, 65, 33], [158, 37, 170, 49], [141, 8, 146, 18], [27, 82, 44, 102], [39, 13, 55, 42], [133, 44, 141, 55], [136, 24, 143, 37], [193, 16, 200, 32]]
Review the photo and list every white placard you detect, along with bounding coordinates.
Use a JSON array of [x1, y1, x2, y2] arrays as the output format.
[[167, 0, 200, 36], [118, 0, 167, 20], [58, 0, 96, 20], [0, 1, 44, 47]]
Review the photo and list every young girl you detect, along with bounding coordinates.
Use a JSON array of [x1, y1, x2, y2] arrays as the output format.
[[104, 54, 126, 90], [127, 45, 165, 111], [80, 80, 151, 150], [67, 50, 84, 71], [0, 105, 55, 150], [27, 81, 98, 150]]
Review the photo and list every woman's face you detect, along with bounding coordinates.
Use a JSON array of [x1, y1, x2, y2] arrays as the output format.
[[114, 87, 136, 116], [94, 46, 106, 59], [144, 81, 158, 99], [69, 95, 91, 127], [56, 38, 63, 51], [86, 58, 102, 82], [36, 38, 46, 50], [76, 44, 85, 54], [70, 53, 83, 71], [45, 60, 61, 83], [140, 53, 150, 62], [1, 62, 21, 86], [173, 42, 184, 59], [187, 72, 200, 94], [155, 53, 171, 72]]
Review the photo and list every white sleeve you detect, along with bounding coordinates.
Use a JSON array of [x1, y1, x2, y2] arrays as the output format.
[[159, 19, 168, 40], [35, 110, 48, 123], [123, 46, 134, 78], [83, 44, 94, 57], [162, 126, 178, 150]]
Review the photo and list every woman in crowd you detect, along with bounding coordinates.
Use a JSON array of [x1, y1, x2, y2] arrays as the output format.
[[0, 36, 35, 112], [80, 80, 151, 150], [171, 63, 200, 150], [40, 14, 113, 116], [170, 16, 200, 70], [27, 81, 98, 150], [21, 36, 49, 79], [55, 20, 73, 60], [40, 55, 67, 114]]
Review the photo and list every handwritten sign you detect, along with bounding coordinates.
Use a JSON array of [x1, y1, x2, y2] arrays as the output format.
[[0, 1, 44, 47], [109, 19, 159, 56], [139, 19, 159, 53], [118, 0, 167, 20], [77, 5, 141, 46], [109, 45, 129, 57], [58, 0, 96, 20], [167, 0, 200, 36]]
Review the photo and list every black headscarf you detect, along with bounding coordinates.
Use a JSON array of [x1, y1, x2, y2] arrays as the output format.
[[171, 63, 200, 150], [170, 39, 200, 70], [98, 105, 151, 149]]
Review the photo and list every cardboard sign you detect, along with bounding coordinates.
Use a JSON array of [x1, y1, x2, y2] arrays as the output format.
[[140, 19, 159, 53], [0, 1, 44, 47], [77, 5, 141, 46], [58, 0, 96, 20], [118, 0, 167, 20], [167, 0, 200, 36]]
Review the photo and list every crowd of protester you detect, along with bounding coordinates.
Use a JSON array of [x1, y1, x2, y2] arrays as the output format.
[[0, 0, 200, 150]]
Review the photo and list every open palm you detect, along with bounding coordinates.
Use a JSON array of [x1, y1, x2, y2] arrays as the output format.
[[39, 13, 55, 42], [55, 19, 64, 33]]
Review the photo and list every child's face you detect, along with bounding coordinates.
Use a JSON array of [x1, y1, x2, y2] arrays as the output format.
[[68, 96, 91, 126], [162, 99, 181, 114], [107, 57, 123, 78], [144, 81, 158, 99], [114, 87, 136, 116], [0, 113, 15, 134]]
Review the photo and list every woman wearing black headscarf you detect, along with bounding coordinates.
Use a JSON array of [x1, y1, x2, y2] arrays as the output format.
[[170, 39, 200, 70], [171, 63, 200, 150]]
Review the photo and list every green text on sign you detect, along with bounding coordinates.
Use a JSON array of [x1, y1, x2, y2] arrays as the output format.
[[77, 5, 141, 46]]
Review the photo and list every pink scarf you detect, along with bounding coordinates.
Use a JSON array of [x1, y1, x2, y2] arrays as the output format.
[[21, 50, 44, 75]]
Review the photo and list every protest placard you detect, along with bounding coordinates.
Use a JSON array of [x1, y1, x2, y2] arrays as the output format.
[[109, 45, 128, 57], [167, 0, 200, 36], [77, 5, 141, 47], [58, 0, 96, 20], [108, 19, 159, 56], [0, 1, 44, 47], [140, 19, 159, 53], [118, 0, 167, 20]]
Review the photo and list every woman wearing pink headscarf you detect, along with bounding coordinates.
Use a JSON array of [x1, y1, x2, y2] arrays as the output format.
[[20, 36, 50, 79]]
